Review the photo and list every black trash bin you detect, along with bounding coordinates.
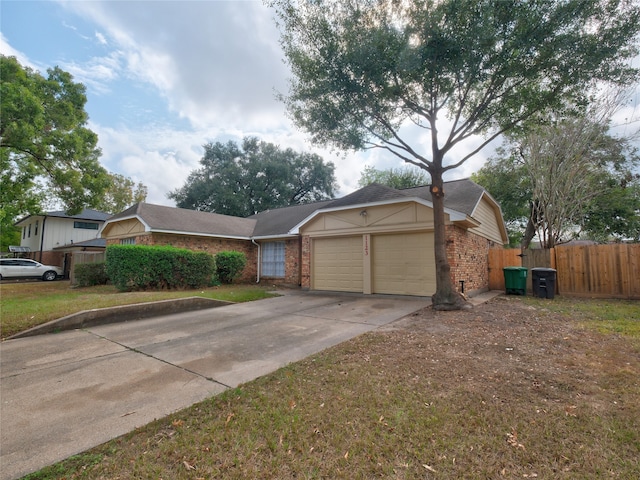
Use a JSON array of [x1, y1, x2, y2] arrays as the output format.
[[531, 268, 557, 299]]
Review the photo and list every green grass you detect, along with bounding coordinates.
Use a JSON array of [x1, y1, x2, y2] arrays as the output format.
[[522, 296, 640, 341], [0, 281, 276, 339]]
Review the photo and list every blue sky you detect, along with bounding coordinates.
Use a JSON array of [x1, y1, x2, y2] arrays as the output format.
[[1, 1, 638, 208]]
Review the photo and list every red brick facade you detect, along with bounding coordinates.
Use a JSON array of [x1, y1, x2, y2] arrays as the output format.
[[106, 234, 304, 286], [103, 226, 497, 295], [446, 225, 499, 296]]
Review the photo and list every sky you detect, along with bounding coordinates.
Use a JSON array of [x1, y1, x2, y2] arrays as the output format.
[[1, 0, 638, 208]]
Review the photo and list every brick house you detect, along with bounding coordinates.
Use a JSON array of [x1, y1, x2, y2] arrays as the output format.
[[100, 179, 508, 297]]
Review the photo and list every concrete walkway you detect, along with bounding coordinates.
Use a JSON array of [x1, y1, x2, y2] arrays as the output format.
[[1, 291, 433, 480]]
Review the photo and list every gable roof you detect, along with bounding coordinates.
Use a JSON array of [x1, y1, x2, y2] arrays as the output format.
[[15, 208, 111, 226], [104, 203, 256, 239], [249, 200, 334, 238], [101, 178, 506, 242]]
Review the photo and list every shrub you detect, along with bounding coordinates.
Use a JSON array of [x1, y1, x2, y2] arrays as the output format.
[[215, 251, 247, 284], [74, 262, 109, 287], [106, 245, 215, 292]]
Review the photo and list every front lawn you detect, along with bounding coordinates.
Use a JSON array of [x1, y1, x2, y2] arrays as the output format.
[[0, 281, 276, 339]]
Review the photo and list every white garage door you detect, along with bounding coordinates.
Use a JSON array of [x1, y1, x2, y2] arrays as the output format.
[[372, 232, 435, 296], [312, 236, 363, 292]]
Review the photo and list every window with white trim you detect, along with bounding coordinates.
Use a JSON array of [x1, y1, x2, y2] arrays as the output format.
[[120, 237, 136, 245], [261, 241, 285, 277]]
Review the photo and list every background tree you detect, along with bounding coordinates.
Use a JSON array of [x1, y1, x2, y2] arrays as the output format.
[[473, 118, 640, 246], [272, 0, 640, 309], [358, 165, 430, 189], [168, 137, 337, 217], [1, 55, 110, 231], [94, 173, 148, 214]]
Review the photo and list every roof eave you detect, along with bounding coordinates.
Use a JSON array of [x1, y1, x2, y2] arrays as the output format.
[[99, 214, 151, 238], [290, 196, 470, 234]]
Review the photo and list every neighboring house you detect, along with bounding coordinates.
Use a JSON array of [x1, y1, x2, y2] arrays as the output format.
[[14, 209, 110, 274], [100, 179, 508, 297]]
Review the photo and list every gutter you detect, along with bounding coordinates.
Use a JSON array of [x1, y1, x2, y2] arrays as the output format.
[[251, 238, 260, 283]]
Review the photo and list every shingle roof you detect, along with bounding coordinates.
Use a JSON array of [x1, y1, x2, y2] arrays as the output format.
[[402, 178, 486, 216], [107, 203, 256, 238], [249, 200, 334, 237], [103, 179, 494, 239], [15, 208, 111, 225]]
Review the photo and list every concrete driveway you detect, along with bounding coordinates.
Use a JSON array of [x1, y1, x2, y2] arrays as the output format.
[[0, 291, 430, 480]]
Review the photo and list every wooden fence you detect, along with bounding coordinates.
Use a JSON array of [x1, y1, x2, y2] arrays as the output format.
[[69, 252, 105, 284], [489, 244, 640, 299]]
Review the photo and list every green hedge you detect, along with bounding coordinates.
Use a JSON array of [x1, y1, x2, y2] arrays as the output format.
[[106, 245, 215, 292], [74, 262, 109, 287], [215, 250, 247, 284]]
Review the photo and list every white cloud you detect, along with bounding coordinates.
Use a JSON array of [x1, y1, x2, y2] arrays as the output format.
[[95, 31, 107, 46], [0, 33, 37, 69]]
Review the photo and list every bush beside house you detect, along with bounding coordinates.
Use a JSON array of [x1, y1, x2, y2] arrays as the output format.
[[106, 245, 215, 292], [215, 251, 247, 284]]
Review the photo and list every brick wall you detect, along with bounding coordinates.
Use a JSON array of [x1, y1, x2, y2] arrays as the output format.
[[446, 225, 498, 295], [150, 233, 258, 283], [301, 235, 311, 289], [105, 234, 305, 285]]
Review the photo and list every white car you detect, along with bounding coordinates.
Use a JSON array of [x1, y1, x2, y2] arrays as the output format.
[[0, 259, 63, 281]]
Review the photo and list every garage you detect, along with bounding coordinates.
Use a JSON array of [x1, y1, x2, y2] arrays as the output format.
[[312, 236, 363, 292], [372, 232, 435, 296]]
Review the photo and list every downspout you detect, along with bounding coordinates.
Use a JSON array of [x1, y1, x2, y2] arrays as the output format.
[[251, 238, 261, 283], [38, 216, 47, 263]]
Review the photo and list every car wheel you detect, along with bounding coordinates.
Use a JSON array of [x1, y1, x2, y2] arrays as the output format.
[[42, 271, 57, 281]]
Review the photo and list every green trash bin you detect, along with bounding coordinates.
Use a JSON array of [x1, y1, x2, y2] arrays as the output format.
[[503, 266, 528, 295]]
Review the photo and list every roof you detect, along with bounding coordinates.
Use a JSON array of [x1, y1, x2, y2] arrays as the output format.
[[101, 179, 504, 240], [105, 203, 256, 239], [249, 200, 334, 237], [15, 208, 111, 226], [53, 238, 107, 250]]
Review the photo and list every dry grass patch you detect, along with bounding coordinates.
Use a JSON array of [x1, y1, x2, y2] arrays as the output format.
[[24, 296, 640, 479], [0, 281, 275, 339]]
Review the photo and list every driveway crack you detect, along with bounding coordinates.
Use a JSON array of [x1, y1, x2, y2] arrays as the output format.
[[85, 330, 232, 389]]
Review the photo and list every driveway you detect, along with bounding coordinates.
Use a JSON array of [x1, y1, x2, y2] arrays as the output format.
[[0, 291, 430, 480]]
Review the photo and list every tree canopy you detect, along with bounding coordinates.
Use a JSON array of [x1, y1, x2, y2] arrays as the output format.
[[94, 173, 148, 215], [358, 165, 430, 189], [473, 119, 640, 247], [1, 55, 110, 228], [272, 0, 640, 309], [168, 137, 337, 217]]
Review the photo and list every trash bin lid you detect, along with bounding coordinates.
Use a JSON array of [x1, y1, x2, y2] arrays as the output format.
[[503, 266, 528, 271], [531, 267, 556, 272]]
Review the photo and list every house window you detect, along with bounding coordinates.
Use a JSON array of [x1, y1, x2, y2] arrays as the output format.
[[120, 237, 136, 245], [28, 223, 31, 238], [262, 241, 285, 277], [74, 221, 100, 230], [22, 227, 26, 239], [35, 220, 39, 236]]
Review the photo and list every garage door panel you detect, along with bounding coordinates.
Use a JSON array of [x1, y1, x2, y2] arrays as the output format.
[[313, 237, 362, 292], [372, 233, 435, 296]]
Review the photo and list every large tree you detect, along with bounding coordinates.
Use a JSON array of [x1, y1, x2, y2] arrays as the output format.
[[94, 173, 148, 215], [271, 0, 640, 309], [473, 120, 640, 247], [1, 55, 110, 229], [358, 165, 430, 189], [168, 137, 337, 217]]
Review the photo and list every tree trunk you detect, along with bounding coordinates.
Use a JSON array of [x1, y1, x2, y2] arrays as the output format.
[[429, 170, 472, 311]]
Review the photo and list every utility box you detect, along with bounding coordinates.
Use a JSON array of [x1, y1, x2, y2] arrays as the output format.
[[503, 266, 528, 295], [531, 268, 557, 299]]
